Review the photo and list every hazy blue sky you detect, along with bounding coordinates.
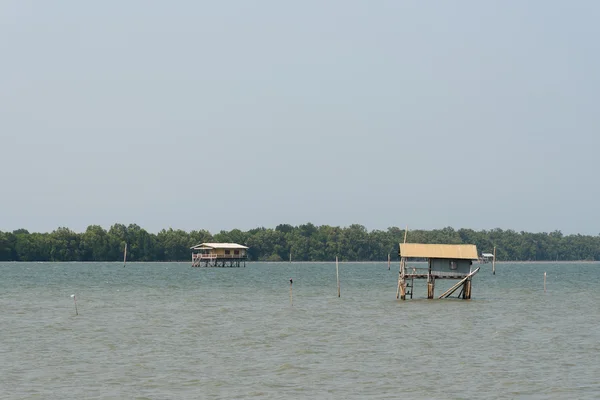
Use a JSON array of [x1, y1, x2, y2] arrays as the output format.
[[1, 1, 599, 235]]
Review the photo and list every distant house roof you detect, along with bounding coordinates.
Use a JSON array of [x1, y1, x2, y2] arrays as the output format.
[[190, 243, 249, 250], [400, 243, 478, 260], [482, 253, 494, 258]]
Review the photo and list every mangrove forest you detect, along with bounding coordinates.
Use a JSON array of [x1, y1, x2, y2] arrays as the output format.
[[1, 223, 599, 262]]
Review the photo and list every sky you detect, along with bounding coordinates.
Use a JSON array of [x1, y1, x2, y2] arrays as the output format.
[[1, 1, 599, 235]]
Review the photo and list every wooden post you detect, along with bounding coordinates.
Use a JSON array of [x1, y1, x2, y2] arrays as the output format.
[[289, 278, 293, 306], [396, 257, 405, 299], [387, 253, 390, 270], [438, 268, 480, 299], [71, 294, 78, 315], [492, 246, 496, 275], [463, 279, 472, 299], [399, 278, 406, 300], [289, 252, 292, 263], [544, 272, 546, 292], [427, 277, 435, 299], [398, 226, 408, 298], [398, 258, 406, 300], [123, 243, 128, 268], [336, 256, 340, 297]]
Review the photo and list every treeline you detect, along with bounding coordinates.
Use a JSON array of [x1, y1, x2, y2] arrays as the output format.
[[0, 223, 599, 262]]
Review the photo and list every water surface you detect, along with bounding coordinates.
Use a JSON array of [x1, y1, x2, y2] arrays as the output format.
[[1, 261, 598, 399]]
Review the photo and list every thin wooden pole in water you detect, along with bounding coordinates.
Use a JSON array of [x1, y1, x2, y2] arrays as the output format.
[[71, 294, 78, 315], [388, 253, 391, 270], [544, 272, 546, 292], [289, 278, 293, 306], [336, 256, 340, 297], [289, 252, 292, 263], [492, 246, 496, 275], [123, 243, 128, 268]]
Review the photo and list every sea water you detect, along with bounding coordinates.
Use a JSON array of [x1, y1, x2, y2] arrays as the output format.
[[1, 262, 599, 399]]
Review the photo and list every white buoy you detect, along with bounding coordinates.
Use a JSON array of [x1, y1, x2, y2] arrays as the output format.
[[71, 294, 78, 315]]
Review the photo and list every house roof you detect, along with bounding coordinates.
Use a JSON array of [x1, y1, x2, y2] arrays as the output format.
[[190, 242, 249, 250], [482, 253, 494, 258], [400, 243, 478, 260]]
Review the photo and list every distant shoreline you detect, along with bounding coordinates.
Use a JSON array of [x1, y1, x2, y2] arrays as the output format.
[[2, 260, 598, 264]]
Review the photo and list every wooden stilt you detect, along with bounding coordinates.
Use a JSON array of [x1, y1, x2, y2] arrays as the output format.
[[336, 256, 340, 297], [398, 235, 408, 301], [399, 277, 406, 300], [464, 279, 472, 299], [388, 253, 391, 270], [438, 268, 480, 299], [427, 277, 435, 299], [402, 257, 406, 300], [492, 246, 496, 275], [396, 257, 406, 300]]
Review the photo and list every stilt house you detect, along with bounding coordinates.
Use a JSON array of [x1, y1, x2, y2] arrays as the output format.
[[396, 243, 480, 300], [191, 243, 248, 267], [480, 252, 494, 264]]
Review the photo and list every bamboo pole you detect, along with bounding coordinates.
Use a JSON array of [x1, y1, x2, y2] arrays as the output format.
[[123, 243, 128, 268], [336, 256, 340, 297], [403, 225, 408, 244], [492, 246, 496, 275], [387, 253, 390, 270]]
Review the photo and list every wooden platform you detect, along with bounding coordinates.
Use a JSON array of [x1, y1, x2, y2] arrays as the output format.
[[192, 257, 246, 268], [403, 268, 468, 280], [404, 274, 468, 279]]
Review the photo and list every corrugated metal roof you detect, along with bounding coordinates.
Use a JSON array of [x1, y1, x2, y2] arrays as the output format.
[[400, 243, 478, 260], [190, 242, 249, 250], [482, 253, 494, 258]]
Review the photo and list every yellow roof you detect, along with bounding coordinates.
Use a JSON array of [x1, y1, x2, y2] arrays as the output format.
[[190, 243, 249, 250], [400, 243, 478, 260]]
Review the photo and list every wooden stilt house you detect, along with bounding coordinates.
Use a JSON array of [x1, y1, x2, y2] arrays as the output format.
[[396, 243, 480, 300], [479, 252, 494, 264], [191, 243, 248, 267]]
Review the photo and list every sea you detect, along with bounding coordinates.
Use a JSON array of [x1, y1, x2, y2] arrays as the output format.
[[1, 261, 599, 400]]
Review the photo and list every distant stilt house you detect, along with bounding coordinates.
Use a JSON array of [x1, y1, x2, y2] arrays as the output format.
[[479, 252, 494, 264], [397, 243, 480, 300], [191, 243, 249, 267]]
